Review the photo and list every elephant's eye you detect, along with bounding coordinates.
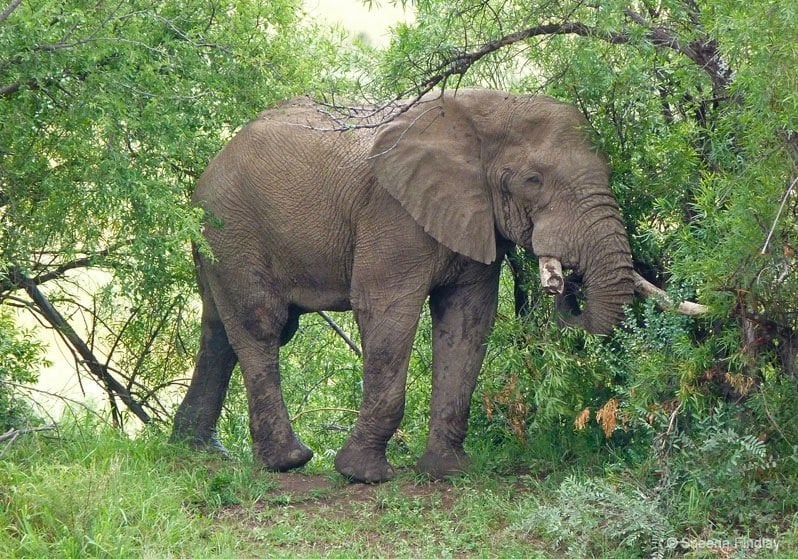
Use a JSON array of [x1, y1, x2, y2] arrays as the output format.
[[525, 173, 543, 187]]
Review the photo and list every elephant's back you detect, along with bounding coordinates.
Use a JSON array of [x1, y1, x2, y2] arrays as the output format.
[[192, 101, 376, 300], [195, 100, 373, 216]]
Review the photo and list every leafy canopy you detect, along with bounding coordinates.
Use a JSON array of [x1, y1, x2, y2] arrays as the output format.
[[0, 0, 364, 425]]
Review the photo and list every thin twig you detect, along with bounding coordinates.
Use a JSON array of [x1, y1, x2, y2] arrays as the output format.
[[758, 385, 795, 446], [3, 380, 109, 422], [317, 311, 362, 357], [1, 424, 57, 458], [0, 424, 56, 443], [291, 407, 359, 423], [364, 104, 444, 159], [762, 176, 798, 254]]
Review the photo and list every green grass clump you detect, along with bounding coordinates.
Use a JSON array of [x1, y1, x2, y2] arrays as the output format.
[[0, 421, 259, 558]]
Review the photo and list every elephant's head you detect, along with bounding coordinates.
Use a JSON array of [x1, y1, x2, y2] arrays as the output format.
[[369, 89, 634, 334]]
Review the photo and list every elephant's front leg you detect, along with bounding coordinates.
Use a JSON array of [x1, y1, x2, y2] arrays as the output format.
[[334, 297, 424, 483], [417, 272, 500, 479]]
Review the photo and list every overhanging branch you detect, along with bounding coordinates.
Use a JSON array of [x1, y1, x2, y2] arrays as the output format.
[[0, 249, 115, 295], [328, 12, 733, 131], [413, 13, 731, 102], [0, 0, 21, 24]]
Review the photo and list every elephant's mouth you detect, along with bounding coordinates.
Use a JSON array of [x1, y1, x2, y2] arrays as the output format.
[[539, 253, 633, 335]]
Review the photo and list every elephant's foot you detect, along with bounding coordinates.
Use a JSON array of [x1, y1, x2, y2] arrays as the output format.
[[170, 427, 231, 457], [334, 442, 395, 483], [415, 447, 471, 480], [255, 437, 314, 472]]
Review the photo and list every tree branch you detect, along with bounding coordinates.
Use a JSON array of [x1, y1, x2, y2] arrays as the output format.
[[762, 176, 798, 254], [325, 14, 733, 131], [0, 0, 21, 24], [1, 424, 56, 457], [0, 424, 56, 443], [3, 380, 108, 421], [291, 407, 359, 423], [409, 15, 732, 105], [33, 253, 110, 285], [318, 311, 362, 357], [0, 249, 114, 294], [623, 9, 732, 95], [10, 268, 151, 424]]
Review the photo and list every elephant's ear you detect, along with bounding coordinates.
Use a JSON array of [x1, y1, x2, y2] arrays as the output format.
[[369, 98, 497, 264]]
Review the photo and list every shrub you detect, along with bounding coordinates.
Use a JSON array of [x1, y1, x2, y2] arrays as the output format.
[[0, 311, 46, 430], [514, 475, 672, 559]]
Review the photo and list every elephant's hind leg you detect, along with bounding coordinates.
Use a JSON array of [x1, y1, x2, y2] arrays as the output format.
[[171, 270, 237, 454], [237, 336, 313, 471], [218, 289, 313, 472]]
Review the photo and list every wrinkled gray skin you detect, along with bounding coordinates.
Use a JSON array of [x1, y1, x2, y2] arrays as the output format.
[[171, 89, 634, 483]]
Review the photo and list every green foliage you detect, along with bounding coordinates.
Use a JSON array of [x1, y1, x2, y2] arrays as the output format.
[[514, 475, 671, 559], [657, 405, 788, 533], [0, 419, 262, 557], [0, 311, 46, 430]]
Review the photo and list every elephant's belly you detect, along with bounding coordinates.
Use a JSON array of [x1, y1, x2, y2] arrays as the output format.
[[263, 228, 355, 312], [283, 261, 352, 312], [290, 285, 352, 312]]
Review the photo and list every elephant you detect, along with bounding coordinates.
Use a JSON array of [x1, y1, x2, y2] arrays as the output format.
[[171, 88, 635, 483]]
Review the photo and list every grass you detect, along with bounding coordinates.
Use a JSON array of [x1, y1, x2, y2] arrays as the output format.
[[0, 420, 539, 558], [1, 417, 796, 558]]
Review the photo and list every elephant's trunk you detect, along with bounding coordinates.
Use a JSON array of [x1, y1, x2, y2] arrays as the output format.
[[551, 214, 634, 335]]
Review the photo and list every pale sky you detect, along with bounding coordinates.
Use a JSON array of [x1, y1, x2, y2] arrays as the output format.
[[303, 0, 412, 46]]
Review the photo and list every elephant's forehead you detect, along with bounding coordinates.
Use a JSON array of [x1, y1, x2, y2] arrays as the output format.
[[499, 118, 605, 167], [496, 138, 582, 166]]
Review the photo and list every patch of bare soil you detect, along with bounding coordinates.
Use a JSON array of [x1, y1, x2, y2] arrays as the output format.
[[211, 470, 465, 531], [207, 468, 548, 557], [210, 471, 469, 556], [271, 471, 459, 509]]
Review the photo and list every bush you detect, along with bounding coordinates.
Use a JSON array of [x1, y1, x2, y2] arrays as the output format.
[[514, 475, 672, 559], [0, 311, 46, 430]]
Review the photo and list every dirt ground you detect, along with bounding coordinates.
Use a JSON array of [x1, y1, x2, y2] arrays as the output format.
[[207, 471, 522, 556], [215, 470, 463, 517]]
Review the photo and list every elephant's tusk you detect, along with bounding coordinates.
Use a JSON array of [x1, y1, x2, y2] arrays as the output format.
[[632, 272, 709, 316], [539, 256, 565, 295]]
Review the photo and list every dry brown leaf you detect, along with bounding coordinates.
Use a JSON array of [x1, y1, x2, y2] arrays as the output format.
[[574, 407, 590, 431], [596, 398, 619, 438]]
